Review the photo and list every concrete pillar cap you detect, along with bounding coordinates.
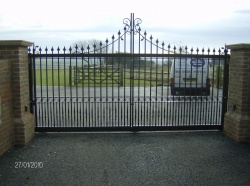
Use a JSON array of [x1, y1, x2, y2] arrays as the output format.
[[0, 40, 33, 47], [227, 43, 250, 49]]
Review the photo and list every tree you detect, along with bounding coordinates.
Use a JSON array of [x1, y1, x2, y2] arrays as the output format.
[[70, 39, 104, 54]]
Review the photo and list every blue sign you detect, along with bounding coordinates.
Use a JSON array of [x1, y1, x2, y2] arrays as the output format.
[[190, 58, 205, 67]]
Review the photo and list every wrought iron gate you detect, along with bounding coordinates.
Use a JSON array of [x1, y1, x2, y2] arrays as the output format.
[[28, 13, 230, 132]]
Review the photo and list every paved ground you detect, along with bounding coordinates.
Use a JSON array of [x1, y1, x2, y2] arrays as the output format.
[[0, 131, 250, 186]]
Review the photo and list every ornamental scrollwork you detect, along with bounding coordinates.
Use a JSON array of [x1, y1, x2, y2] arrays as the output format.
[[123, 17, 142, 35]]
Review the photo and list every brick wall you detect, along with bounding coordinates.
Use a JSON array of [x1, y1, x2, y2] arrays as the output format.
[[0, 59, 14, 156], [0, 40, 35, 156], [224, 44, 250, 142]]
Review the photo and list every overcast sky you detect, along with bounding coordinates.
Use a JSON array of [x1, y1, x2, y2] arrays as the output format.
[[0, 0, 250, 51]]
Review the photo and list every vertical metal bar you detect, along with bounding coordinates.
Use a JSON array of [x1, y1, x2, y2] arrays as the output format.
[[204, 49, 210, 125], [93, 45, 97, 127], [194, 49, 199, 125], [81, 47, 84, 127], [183, 50, 187, 125], [160, 43, 164, 126], [92, 43, 96, 127], [105, 39, 109, 127], [155, 40, 159, 127], [143, 31, 147, 126], [63, 48, 67, 127], [44, 48, 49, 127], [39, 49, 44, 127], [200, 49, 205, 126], [130, 13, 135, 128], [178, 55, 182, 126], [149, 35, 153, 126], [87, 45, 91, 127], [173, 47, 176, 126], [51, 48, 55, 127], [85, 101, 88, 127], [75, 46, 79, 127], [137, 27, 141, 127], [123, 27, 127, 127], [99, 43, 102, 127], [212, 49, 216, 124], [57, 48, 61, 127], [69, 47, 73, 127], [189, 48, 194, 125], [111, 35, 115, 127], [167, 45, 171, 126], [117, 32, 121, 127]]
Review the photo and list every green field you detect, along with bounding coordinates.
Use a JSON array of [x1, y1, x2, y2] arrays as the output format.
[[35, 69, 70, 86], [35, 68, 170, 87]]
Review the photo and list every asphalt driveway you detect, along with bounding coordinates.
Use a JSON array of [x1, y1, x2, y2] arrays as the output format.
[[0, 131, 250, 186]]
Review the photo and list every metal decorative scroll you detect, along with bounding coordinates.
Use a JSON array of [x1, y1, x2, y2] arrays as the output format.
[[123, 13, 142, 34]]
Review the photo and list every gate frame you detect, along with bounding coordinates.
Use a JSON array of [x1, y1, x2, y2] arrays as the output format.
[[28, 13, 230, 132]]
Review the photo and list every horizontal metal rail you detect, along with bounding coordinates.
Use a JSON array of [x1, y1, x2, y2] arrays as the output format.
[[29, 53, 227, 59]]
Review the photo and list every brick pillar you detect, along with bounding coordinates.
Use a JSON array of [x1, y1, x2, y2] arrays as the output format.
[[0, 59, 14, 156], [0, 40, 35, 147], [224, 44, 250, 142]]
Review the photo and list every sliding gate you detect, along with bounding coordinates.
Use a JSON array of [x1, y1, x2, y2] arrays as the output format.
[[29, 13, 230, 132]]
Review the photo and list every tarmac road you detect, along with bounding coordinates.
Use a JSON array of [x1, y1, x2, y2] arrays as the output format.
[[1, 132, 250, 186]]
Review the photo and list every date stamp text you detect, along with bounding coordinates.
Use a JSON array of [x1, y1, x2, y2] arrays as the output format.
[[15, 162, 43, 169]]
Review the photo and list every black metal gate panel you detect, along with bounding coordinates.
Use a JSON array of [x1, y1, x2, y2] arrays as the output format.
[[28, 13, 230, 132]]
